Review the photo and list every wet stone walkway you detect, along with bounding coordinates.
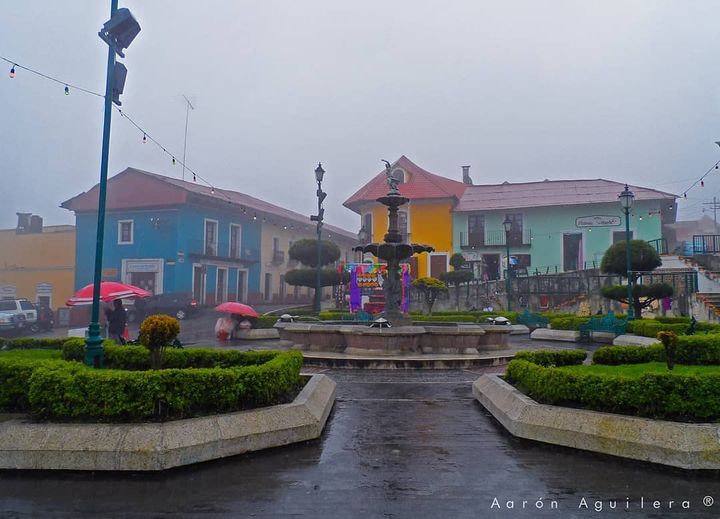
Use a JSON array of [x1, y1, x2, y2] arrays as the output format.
[[2, 368, 720, 517]]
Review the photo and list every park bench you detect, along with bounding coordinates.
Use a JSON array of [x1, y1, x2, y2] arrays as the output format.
[[578, 311, 627, 342], [517, 309, 549, 329]]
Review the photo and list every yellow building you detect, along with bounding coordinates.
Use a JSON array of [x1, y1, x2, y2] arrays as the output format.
[[0, 214, 75, 311], [344, 156, 469, 278]]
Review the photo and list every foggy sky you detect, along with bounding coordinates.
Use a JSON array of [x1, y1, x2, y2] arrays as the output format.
[[2, 1, 720, 232]]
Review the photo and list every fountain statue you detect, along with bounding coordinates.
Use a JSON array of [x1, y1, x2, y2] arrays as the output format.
[[353, 160, 434, 325]]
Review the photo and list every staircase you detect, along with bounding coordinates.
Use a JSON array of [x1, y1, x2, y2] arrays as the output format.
[[672, 255, 720, 321]]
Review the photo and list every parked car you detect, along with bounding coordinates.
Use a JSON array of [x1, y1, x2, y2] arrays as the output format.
[[0, 299, 37, 332], [127, 293, 199, 322], [0, 312, 27, 336]]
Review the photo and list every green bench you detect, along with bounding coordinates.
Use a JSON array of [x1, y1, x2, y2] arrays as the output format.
[[578, 311, 627, 342], [517, 309, 549, 329]]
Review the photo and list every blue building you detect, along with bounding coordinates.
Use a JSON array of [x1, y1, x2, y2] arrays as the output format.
[[62, 168, 355, 305]]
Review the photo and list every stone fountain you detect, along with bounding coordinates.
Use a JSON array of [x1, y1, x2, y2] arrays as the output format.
[[353, 160, 434, 326], [274, 160, 512, 359]]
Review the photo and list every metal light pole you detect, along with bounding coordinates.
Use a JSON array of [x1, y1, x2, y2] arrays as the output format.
[[311, 163, 326, 314], [86, 3, 140, 366], [619, 185, 636, 320], [503, 216, 512, 312]]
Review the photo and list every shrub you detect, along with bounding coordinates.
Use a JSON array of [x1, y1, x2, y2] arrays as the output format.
[[256, 315, 279, 328], [549, 317, 589, 330], [513, 349, 586, 367], [412, 314, 476, 323], [658, 331, 679, 370], [62, 338, 115, 362], [627, 320, 686, 338], [0, 357, 83, 412], [591, 345, 664, 365], [3, 337, 68, 350], [28, 351, 303, 422], [506, 359, 720, 421], [139, 315, 181, 369]]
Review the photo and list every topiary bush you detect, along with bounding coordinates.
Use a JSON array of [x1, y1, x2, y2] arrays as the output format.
[[139, 314, 181, 369], [591, 344, 664, 365], [0, 357, 84, 412], [627, 320, 686, 338], [549, 317, 589, 330]]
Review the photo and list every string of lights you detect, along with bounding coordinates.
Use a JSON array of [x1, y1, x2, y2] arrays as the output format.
[[680, 158, 720, 199], [1, 54, 332, 233], [0, 54, 230, 202]]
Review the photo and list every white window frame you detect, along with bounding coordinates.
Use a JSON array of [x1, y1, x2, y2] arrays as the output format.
[[118, 220, 134, 245], [204, 219, 219, 256], [236, 268, 249, 302], [192, 263, 207, 305], [229, 223, 242, 259]]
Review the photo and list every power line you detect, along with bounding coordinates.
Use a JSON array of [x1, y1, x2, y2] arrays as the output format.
[[0, 53, 231, 202]]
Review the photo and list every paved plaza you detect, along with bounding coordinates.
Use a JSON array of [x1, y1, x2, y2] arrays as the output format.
[[2, 362, 720, 517]]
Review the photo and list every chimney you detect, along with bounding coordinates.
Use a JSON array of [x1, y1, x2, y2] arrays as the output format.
[[16, 213, 31, 234], [30, 215, 43, 233], [462, 165, 473, 185]]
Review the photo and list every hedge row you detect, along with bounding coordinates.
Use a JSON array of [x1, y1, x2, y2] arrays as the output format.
[[592, 335, 720, 365], [29, 350, 303, 422], [62, 339, 281, 370], [0, 337, 70, 350], [549, 316, 589, 330], [513, 349, 586, 367], [626, 321, 687, 338], [0, 347, 303, 421], [506, 359, 720, 421]]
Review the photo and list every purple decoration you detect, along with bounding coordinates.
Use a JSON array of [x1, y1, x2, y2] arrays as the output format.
[[350, 268, 361, 312]]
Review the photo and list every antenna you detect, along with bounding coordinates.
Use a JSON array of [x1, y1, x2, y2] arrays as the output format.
[[182, 94, 195, 181]]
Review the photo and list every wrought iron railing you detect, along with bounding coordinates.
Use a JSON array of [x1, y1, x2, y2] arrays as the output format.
[[647, 238, 668, 255], [459, 229, 532, 248], [692, 235, 720, 254], [272, 249, 285, 264], [187, 240, 259, 263]]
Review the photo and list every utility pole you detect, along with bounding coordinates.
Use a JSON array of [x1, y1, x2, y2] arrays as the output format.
[[703, 197, 720, 233], [181, 95, 194, 181]]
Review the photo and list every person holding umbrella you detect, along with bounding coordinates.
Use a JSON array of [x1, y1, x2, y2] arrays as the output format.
[[105, 299, 128, 345]]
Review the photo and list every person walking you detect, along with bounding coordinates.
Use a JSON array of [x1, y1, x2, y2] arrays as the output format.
[[105, 299, 127, 345]]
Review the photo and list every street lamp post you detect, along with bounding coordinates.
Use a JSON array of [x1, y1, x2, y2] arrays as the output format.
[[619, 185, 636, 320], [503, 216, 512, 312], [311, 163, 326, 314], [85, 3, 140, 367]]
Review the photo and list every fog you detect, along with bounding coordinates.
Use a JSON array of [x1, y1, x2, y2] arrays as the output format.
[[2, 0, 720, 231]]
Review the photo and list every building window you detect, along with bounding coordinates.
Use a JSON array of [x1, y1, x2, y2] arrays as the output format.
[[118, 220, 134, 245], [216, 268, 227, 303], [204, 220, 218, 256], [363, 213, 373, 242], [505, 213, 523, 246], [391, 168, 405, 184], [468, 215, 485, 246], [229, 224, 242, 259]]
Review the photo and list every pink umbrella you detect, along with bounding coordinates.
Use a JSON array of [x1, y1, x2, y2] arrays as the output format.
[[66, 281, 152, 306], [214, 302, 259, 317]]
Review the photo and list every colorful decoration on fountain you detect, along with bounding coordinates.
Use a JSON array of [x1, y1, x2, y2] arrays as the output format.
[[345, 263, 411, 314]]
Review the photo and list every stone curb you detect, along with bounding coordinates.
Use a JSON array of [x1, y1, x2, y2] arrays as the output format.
[[473, 374, 720, 470], [613, 334, 659, 346], [0, 374, 336, 472]]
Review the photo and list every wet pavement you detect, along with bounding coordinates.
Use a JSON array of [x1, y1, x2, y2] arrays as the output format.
[[2, 367, 720, 517]]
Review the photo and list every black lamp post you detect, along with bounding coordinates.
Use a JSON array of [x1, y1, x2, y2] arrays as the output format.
[[619, 185, 635, 320], [503, 216, 512, 312], [311, 163, 326, 314]]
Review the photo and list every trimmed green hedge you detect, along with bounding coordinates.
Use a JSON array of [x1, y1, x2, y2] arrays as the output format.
[[0, 358, 82, 412], [506, 359, 720, 421], [412, 314, 477, 323], [513, 349, 586, 367], [2, 337, 73, 350], [593, 335, 720, 365], [626, 320, 686, 338], [549, 317, 589, 330], [29, 350, 303, 422]]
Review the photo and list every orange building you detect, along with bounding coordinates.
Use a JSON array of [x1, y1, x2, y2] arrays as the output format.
[[344, 156, 468, 278], [0, 214, 75, 311]]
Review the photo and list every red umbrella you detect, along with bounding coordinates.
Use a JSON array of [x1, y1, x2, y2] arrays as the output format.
[[214, 302, 259, 317], [66, 281, 152, 306]]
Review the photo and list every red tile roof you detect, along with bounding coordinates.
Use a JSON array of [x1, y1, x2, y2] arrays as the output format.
[[61, 168, 357, 240], [343, 156, 467, 213], [455, 179, 677, 212]]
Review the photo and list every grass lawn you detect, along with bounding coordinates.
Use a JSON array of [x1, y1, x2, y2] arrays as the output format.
[[0, 349, 63, 360], [559, 362, 720, 377]]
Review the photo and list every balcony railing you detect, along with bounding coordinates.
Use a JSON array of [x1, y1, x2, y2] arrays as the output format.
[[692, 235, 720, 255], [187, 240, 259, 263], [459, 229, 532, 248], [272, 249, 285, 264]]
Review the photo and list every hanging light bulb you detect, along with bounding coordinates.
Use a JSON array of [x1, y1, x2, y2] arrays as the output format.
[[639, 215, 643, 221], [142, 133, 147, 144], [9, 65, 15, 78], [684, 193, 687, 198], [211, 187, 215, 194], [253, 213, 257, 221], [192, 173, 196, 182], [701, 180, 705, 187], [715, 164, 718, 170], [172, 157, 176, 165], [64, 85, 69, 95]]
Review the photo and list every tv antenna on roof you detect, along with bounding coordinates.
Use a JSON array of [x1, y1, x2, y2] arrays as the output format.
[[182, 94, 195, 181]]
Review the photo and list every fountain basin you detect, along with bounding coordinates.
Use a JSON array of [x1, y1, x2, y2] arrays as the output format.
[[275, 322, 508, 356]]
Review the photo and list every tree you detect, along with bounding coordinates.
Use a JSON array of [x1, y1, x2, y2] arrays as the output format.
[[139, 314, 180, 370], [412, 277, 448, 315], [449, 252, 466, 270], [600, 240, 670, 318], [289, 239, 341, 268]]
